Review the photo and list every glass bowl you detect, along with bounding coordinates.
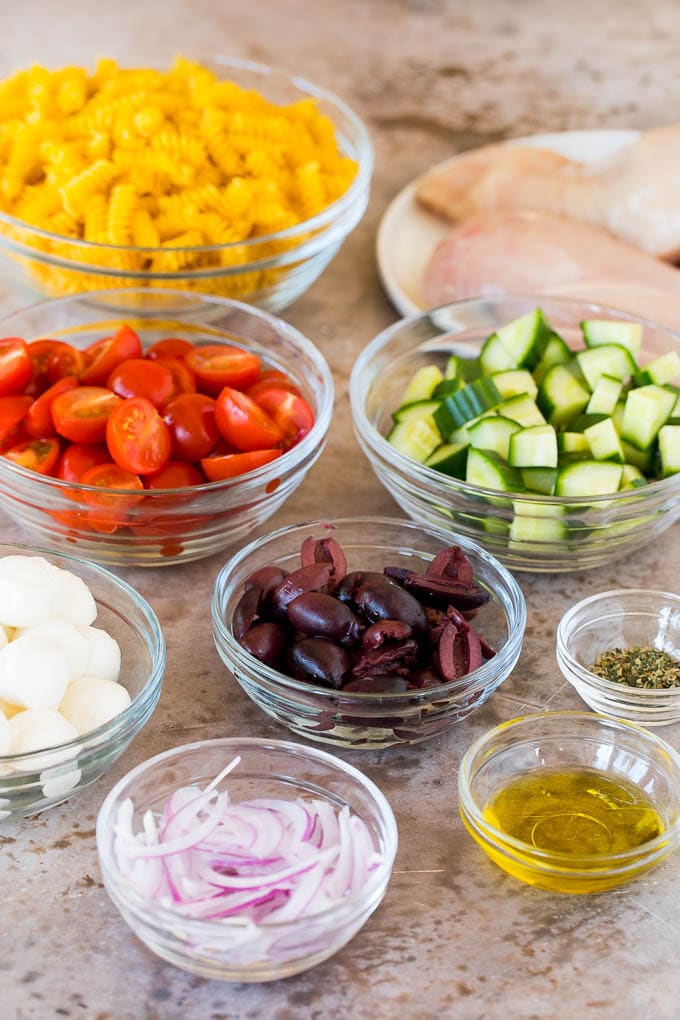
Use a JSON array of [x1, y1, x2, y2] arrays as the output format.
[[0, 288, 333, 566], [0, 58, 373, 313], [556, 589, 680, 726], [96, 736, 397, 981], [211, 516, 526, 749], [458, 711, 680, 894], [349, 295, 680, 573], [0, 541, 165, 820]]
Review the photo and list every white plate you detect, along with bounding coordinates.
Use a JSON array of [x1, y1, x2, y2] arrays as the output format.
[[376, 129, 640, 318]]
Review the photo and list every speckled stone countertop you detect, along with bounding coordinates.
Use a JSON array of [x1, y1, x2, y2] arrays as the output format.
[[3, 2, 680, 1017]]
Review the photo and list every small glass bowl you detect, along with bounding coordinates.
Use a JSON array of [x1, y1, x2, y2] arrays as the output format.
[[0, 58, 373, 313], [211, 516, 526, 749], [96, 737, 398, 981], [349, 295, 680, 573], [556, 589, 680, 726], [458, 711, 680, 894], [0, 288, 333, 566], [0, 541, 165, 820]]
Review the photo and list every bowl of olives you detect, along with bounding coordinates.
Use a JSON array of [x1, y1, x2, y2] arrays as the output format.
[[211, 516, 526, 748]]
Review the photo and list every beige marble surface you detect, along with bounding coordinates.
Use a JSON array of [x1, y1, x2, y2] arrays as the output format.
[[3, 1, 680, 1017]]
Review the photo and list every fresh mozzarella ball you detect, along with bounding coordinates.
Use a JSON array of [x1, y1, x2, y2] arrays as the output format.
[[54, 568, 97, 627], [0, 556, 61, 628], [15, 620, 90, 682], [40, 766, 82, 799], [0, 637, 70, 710], [79, 627, 121, 683], [7, 709, 78, 771], [60, 677, 131, 734], [0, 708, 9, 755]]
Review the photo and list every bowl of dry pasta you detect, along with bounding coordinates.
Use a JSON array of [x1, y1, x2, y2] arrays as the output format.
[[0, 56, 373, 312]]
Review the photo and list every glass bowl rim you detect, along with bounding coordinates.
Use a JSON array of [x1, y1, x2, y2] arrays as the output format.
[[0, 287, 334, 496], [458, 709, 680, 865], [349, 294, 680, 508], [96, 734, 399, 931], [210, 513, 527, 701], [0, 55, 374, 259], [0, 538, 166, 768]]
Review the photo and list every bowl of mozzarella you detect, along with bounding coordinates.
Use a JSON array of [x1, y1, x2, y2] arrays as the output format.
[[0, 543, 165, 819]]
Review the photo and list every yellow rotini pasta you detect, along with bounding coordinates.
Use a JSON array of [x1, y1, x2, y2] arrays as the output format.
[[0, 57, 359, 301]]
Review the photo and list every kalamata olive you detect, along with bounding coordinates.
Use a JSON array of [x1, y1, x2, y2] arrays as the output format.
[[244, 565, 289, 606], [353, 576, 428, 636], [241, 622, 289, 666], [288, 637, 351, 689], [271, 562, 333, 617], [362, 619, 412, 650], [343, 674, 410, 694], [351, 638, 419, 679], [300, 536, 347, 577], [287, 592, 362, 645], [335, 571, 387, 603], [232, 587, 263, 642]]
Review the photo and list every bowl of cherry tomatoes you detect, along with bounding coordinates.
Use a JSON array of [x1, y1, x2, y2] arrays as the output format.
[[0, 289, 333, 566]]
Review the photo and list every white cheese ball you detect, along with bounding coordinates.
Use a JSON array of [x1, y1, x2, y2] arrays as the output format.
[[0, 556, 61, 628], [0, 636, 70, 710], [54, 567, 97, 627], [7, 709, 78, 770], [79, 626, 121, 683], [0, 707, 9, 755], [15, 620, 90, 683], [40, 765, 82, 799], [60, 677, 131, 734]]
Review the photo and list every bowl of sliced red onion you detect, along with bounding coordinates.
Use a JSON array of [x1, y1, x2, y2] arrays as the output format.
[[96, 736, 398, 981]]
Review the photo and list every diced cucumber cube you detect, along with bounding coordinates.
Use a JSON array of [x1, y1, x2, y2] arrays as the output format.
[[520, 467, 557, 494], [488, 369, 538, 400], [537, 364, 590, 426], [620, 385, 676, 450], [468, 415, 521, 460], [658, 424, 680, 477], [433, 378, 503, 437], [633, 351, 680, 387], [557, 432, 590, 455], [576, 344, 638, 390], [424, 442, 469, 478], [555, 460, 624, 497], [466, 448, 524, 492], [508, 424, 558, 468], [392, 400, 441, 436], [581, 319, 643, 359], [586, 374, 623, 416], [398, 365, 444, 406], [584, 418, 625, 463], [498, 394, 547, 428], [533, 333, 572, 385], [619, 464, 647, 490], [387, 418, 441, 462]]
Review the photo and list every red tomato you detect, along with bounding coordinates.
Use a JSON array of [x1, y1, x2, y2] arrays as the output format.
[[214, 388, 283, 452], [0, 337, 32, 397], [246, 370, 302, 400], [146, 461, 206, 488], [146, 338, 193, 360], [28, 339, 73, 393], [56, 443, 112, 483], [4, 436, 61, 475], [252, 388, 315, 446], [107, 358, 174, 407], [163, 392, 219, 462], [106, 397, 172, 476], [47, 343, 86, 386], [185, 345, 261, 395], [79, 462, 145, 533], [155, 357, 196, 399], [0, 394, 32, 444], [200, 449, 282, 481], [25, 376, 79, 439], [80, 325, 143, 386], [52, 387, 123, 444]]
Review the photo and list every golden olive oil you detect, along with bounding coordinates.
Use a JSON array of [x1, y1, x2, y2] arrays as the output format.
[[476, 767, 666, 893]]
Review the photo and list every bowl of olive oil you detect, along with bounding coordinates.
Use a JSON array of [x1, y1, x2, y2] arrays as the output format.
[[458, 711, 680, 894]]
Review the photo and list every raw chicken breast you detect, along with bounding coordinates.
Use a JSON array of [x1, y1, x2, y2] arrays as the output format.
[[423, 210, 680, 330], [416, 127, 680, 259]]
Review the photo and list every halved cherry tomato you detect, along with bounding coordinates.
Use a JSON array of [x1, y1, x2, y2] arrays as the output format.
[[80, 325, 143, 386], [163, 392, 219, 462], [106, 396, 172, 476], [146, 461, 206, 488], [252, 388, 315, 446], [246, 370, 302, 400], [0, 394, 32, 445], [0, 337, 32, 397], [79, 462, 145, 533], [185, 345, 260, 395], [214, 387, 283, 452], [25, 376, 79, 439], [28, 339, 73, 393], [200, 449, 283, 481], [52, 387, 123, 444], [146, 338, 193, 360], [56, 443, 112, 483], [155, 357, 196, 399], [47, 343, 86, 386], [107, 358, 174, 407], [4, 436, 61, 475]]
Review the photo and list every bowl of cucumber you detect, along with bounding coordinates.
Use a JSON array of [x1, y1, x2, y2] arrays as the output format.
[[349, 296, 680, 572]]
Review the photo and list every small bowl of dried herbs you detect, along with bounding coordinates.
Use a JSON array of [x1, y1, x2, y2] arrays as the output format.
[[556, 589, 680, 726]]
